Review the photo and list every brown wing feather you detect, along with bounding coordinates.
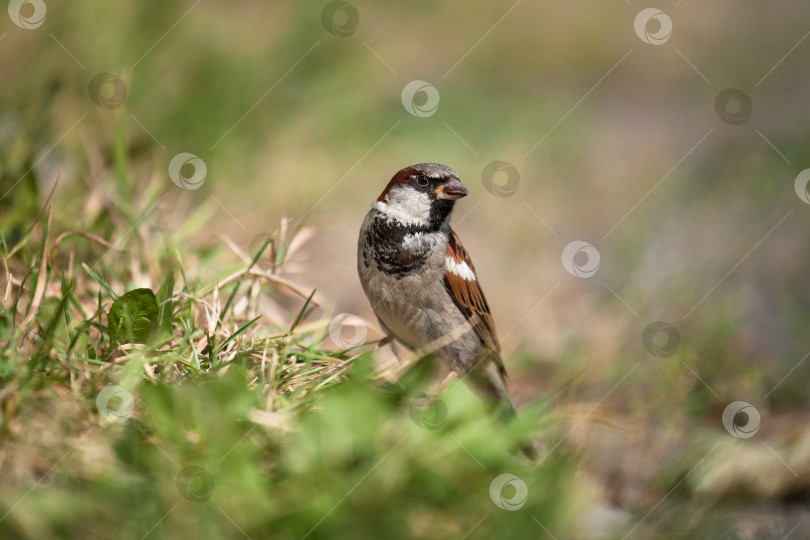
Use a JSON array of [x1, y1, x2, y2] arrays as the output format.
[[443, 230, 502, 360]]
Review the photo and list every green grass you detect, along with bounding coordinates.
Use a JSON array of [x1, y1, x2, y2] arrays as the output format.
[[0, 166, 580, 539]]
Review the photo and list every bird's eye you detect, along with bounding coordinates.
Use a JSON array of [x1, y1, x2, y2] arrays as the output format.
[[415, 175, 429, 188]]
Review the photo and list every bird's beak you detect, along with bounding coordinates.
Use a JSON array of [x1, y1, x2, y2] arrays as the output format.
[[435, 177, 469, 200]]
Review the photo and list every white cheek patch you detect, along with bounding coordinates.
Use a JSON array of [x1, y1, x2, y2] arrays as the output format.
[[446, 257, 476, 281], [372, 196, 430, 227]]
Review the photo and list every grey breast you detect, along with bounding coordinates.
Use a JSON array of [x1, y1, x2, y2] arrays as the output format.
[[359, 214, 479, 365]]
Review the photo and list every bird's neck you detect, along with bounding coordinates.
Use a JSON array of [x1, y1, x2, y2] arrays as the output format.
[[363, 209, 451, 278], [372, 199, 454, 232]]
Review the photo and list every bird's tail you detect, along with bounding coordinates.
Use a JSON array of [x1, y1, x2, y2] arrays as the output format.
[[471, 359, 539, 460]]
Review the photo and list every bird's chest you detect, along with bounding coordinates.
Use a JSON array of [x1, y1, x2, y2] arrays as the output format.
[[359, 221, 452, 347], [360, 219, 444, 278]]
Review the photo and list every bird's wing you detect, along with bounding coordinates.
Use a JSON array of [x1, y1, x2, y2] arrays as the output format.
[[443, 229, 503, 362]]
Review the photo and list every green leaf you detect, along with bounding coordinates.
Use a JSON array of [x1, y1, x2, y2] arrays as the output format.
[[108, 288, 159, 346], [156, 273, 175, 335]]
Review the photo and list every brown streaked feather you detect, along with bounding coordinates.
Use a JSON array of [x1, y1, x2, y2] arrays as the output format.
[[443, 230, 504, 369], [377, 167, 419, 202]]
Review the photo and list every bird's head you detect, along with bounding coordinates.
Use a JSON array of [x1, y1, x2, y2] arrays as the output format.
[[373, 163, 469, 228]]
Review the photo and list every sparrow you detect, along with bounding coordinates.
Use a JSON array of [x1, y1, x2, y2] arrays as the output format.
[[357, 162, 517, 417]]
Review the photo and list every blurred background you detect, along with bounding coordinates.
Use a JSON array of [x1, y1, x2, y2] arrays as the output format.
[[2, 0, 810, 537]]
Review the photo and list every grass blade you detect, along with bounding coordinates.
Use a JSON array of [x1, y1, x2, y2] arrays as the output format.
[[217, 236, 273, 331], [290, 288, 316, 334], [81, 263, 119, 300], [215, 315, 261, 357]]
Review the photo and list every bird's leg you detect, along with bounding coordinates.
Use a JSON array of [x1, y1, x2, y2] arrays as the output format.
[[374, 334, 394, 351], [432, 371, 458, 396]]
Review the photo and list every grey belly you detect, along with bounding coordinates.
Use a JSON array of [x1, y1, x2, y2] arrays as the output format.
[[360, 266, 481, 372]]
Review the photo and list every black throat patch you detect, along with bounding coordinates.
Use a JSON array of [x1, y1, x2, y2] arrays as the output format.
[[363, 202, 452, 278]]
